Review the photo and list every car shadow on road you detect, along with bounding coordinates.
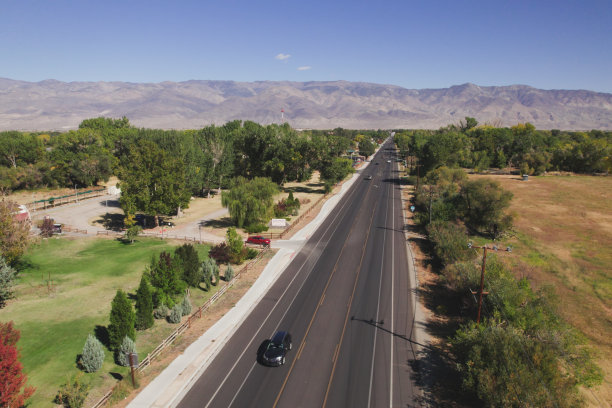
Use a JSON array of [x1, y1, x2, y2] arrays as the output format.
[[256, 339, 271, 366]]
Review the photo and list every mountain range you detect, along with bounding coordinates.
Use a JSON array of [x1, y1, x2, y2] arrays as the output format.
[[1, 78, 611, 131]]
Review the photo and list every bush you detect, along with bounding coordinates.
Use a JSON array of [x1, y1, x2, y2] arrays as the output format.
[[40, 217, 55, 238], [225, 264, 235, 281], [180, 296, 192, 316], [426, 221, 474, 266], [209, 242, 230, 264], [451, 322, 583, 408], [244, 223, 268, 234], [153, 303, 169, 319], [116, 336, 137, 367], [167, 304, 183, 323], [80, 334, 104, 373], [55, 374, 89, 408], [246, 248, 258, 259]]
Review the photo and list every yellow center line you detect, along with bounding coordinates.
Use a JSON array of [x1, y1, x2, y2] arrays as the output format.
[[272, 181, 375, 408], [323, 205, 377, 408]]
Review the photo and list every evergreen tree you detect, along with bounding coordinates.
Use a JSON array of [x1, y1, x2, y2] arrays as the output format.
[[180, 296, 192, 316], [200, 258, 213, 290], [116, 335, 137, 367], [174, 244, 201, 287], [135, 276, 154, 330], [108, 290, 135, 351], [80, 334, 104, 373], [168, 304, 183, 323], [0, 256, 16, 308], [225, 264, 235, 281]]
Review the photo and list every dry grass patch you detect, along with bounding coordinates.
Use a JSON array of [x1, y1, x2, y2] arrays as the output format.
[[470, 174, 612, 406]]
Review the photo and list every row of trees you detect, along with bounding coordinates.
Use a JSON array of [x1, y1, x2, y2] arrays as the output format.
[[400, 137, 603, 405], [395, 119, 612, 175]]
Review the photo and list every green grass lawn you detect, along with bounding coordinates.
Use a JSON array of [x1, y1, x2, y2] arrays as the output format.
[[1, 237, 212, 407]]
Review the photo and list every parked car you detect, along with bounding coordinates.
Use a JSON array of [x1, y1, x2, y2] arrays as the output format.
[[260, 331, 292, 366], [246, 236, 271, 246]]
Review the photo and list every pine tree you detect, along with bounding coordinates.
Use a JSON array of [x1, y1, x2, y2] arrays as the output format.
[[108, 290, 135, 351], [135, 276, 154, 330], [80, 334, 104, 373], [0, 322, 35, 407], [116, 336, 137, 367], [174, 244, 200, 287]]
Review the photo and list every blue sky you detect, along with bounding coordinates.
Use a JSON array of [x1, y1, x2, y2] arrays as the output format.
[[1, 0, 611, 92]]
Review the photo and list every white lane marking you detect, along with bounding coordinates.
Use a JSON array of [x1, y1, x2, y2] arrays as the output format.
[[204, 177, 362, 408], [367, 164, 390, 408]]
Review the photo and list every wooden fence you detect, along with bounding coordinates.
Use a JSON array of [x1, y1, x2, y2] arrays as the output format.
[[27, 188, 107, 211], [90, 247, 269, 408]]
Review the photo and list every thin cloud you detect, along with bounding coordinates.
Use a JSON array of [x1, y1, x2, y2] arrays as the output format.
[[275, 53, 291, 61], [297, 66, 312, 71]]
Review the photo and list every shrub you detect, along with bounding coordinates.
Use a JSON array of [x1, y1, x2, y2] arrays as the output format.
[[167, 304, 183, 324], [180, 296, 192, 316], [225, 264, 235, 281], [40, 217, 55, 238], [244, 223, 268, 234], [209, 242, 230, 264], [55, 374, 89, 408], [153, 304, 169, 319], [116, 336, 137, 367], [426, 221, 474, 266], [246, 248, 258, 259], [80, 334, 104, 373]]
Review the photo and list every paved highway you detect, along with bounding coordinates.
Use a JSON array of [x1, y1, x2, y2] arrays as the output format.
[[177, 141, 421, 407]]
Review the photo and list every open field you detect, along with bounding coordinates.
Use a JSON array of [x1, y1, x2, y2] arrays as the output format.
[[0, 237, 212, 407], [469, 174, 612, 406]]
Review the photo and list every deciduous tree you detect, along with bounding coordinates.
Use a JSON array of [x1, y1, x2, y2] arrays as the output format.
[[0, 198, 30, 266], [0, 322, 35, 407]]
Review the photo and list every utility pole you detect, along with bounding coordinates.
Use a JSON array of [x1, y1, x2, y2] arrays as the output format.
[[468, 243, 512, 326]]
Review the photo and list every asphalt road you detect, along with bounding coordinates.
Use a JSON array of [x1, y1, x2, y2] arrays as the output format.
[[177, 141, 421, 408]]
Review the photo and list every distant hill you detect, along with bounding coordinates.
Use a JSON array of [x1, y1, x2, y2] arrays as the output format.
[[1, 78, 611, 131]]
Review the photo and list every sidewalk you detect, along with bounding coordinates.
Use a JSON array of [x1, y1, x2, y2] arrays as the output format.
[[128, 163, 369, 408]]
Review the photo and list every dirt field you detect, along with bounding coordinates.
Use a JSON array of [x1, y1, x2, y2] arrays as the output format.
[[469, 174, 612, 407]]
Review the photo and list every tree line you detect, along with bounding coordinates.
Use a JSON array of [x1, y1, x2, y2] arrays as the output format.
[[394, 118, 612, 175], [395, 127, 604, 406]]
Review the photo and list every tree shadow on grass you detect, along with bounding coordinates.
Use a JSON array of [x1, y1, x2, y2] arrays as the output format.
[[95, 325, 110, 349], [283, 184, 325, 194]]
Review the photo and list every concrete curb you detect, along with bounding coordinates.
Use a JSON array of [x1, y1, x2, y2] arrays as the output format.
[[128, 162, 370, 408]]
